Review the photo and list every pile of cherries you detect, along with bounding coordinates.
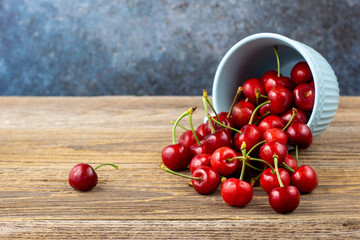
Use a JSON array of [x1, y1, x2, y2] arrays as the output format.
[[161, 46, 318, 213]]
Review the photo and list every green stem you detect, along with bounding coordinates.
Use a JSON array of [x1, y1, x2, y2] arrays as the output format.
[[254, 111, 270, 125], [205, 98, 220, 122], [227, 86, 243, 118], [208, 114, 242, 134], [282, 108, 297, 131], [245, 161, 263, 171], [248, 100, 271, 125], [239, 159, 246, 181], [274, 155, 284, 187], [172, 107, 194, 144], [94, 163, 119, 170], [160, 163, 202, 181], [273, 45, 281, 77], [259, 94, 268, 99], [170, 120, 188, 131], [295, 145, 299, 167], [249, 157, 275, 172], [203, 90, 215, 134], [281, 162, 295, 173], [247, 140, 267, 156], [188, 113, 201, 146]]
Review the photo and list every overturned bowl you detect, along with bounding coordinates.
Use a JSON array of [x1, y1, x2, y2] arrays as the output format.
[[212, 33, 339, 137]]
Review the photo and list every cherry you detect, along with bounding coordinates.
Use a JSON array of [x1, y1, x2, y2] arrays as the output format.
[[269, 185, 300, 213], [202, 129, 232, 154], [282, 154, 299, 175], [210, 147, 238, 176], [190, 143, 208, 156], [291, 165, 318, 193], [69, 163, 118, 191], [259, 103, 271, 116], [309, 80, 314, 88], [285, 123, 313, 149], [260, 70, 279, 86], [291, 61, 313, 85], [221, 178, 253, 207], [205, 112, 234, 134], [260, 168, 291, 193], [196, 123, 207, 138], [234, 124, 262, 152], [267, 86, 293, 114], [162, 143, 192, 170], [258, 115, 285, 133], [179, 130, 203, 147], [281, 108, 308, 125], [189, 154, 211, 174], [260, 142, 288, 167], [293, 83, 315, 112], [242, 78, 266, 105], [232, 100, 256, 128], [263, 128, 287, 145]]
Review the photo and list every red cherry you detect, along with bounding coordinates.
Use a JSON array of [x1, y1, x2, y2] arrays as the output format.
[[205, 112, 234, 134], [260, 70, 279, 85], [210, 147, 238, 176], [258, 115, 285, 133], [293, 83, 315, 112], [190, 143, 208, 157], [242, 78, 266, 105], [291, 165, 318, 193], [282, 154, 299, 175], [268, 86, 293, 114], [281, 108, 308, 125], [260, 142, 288, 167], [263, 128, 287, 145], [260, 168, 291, 193], [234, 124, 262, 152], [285, 123, 313, 149], [192, 166, 221, 195], [268, 185, 300, 213], [161, 143, 192, 171], [189, 154, 211, 174], [291, 61, 313, 85], [309, 80, 314, 88], [259, 103, 271, 116], [232, 100, 256, 128], [196, 123, 208, 138], [202, 129, 232, 154], [264, 76, 295, 93], [221, 178, 253, 207], [179, 130, 204, 147]]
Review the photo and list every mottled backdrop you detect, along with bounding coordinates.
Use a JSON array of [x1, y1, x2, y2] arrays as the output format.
[[0, 0, 359, 96]]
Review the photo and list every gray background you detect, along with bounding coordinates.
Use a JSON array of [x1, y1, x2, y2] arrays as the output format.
[[0, 0, 359, 96]]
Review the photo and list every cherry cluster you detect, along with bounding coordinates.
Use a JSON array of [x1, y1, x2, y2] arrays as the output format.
[[160, 46, 318, 213]]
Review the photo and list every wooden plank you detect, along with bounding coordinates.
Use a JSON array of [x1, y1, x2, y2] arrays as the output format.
[[0, 96, 359, 239]]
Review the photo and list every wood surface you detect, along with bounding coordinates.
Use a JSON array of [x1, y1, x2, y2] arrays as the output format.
[[0, 96, 359, 239]]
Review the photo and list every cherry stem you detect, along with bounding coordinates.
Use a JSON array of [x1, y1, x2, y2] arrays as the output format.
[[295, 145, 299, 167], [273, 45, 281, 77], [205, 98, 220, 122], [281, 162, 295, 173], [170, 120, 188, 131], [260, 94, 268, 99], [160, 163, 202, 181], [188, 113, 201, 146], [239, 159, 246, 181], [94, 163, 119, 170], [282, 108, 297, 131], [254, 111, 271, 125], [273, 154, 284, 187], [172, 107, 195, 144], [249, 157, 275, 172], [208, 114, 242, 134], [203, 90, 215, 134], [247, 140, 267, 156], [245, 161, 263, 171], [227, 86, 243, 118], [248, 100, 271, 125]]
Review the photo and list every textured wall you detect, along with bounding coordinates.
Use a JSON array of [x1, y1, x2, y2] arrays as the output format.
[[0, 0, 359, 96]]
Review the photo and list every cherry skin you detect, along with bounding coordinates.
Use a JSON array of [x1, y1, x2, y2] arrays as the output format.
[[205, 112, 234, 134], [259, 103, 271, 116], [264, 76, 295, 93], [291, 61, 313, 85], [69, 163, 98, 191], [285, 123, 313, 149], [260, 168, 291, 193], [242, 78, 266, 105], [263, 128, 288, 145], [282, 154, 299, 175], [268, 86, 293, 114], [260, 142, 288, 167], [281, 108, 308, 125], [221, 178, 253, 207], [210, 147, 238, 176], [189, 154, 211, 174], [202, 129, 232, 154], [179, 130, 204, 147], [161, 143, 192, 171], [192, 166, 220, 195], [258, 115, 285, 133], [269, 185, 300, 213], [232, 100, 256, 128], [291, 165, 318, 193], [190, 143, 208, 157], [234, 124, 262, 152], [260, 70, 279, 86], [196, 123, 207, 139], [293, 83, 315, 112]]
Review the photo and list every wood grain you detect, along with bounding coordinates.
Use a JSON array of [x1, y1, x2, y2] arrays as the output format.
[[0, 96, 359, 239]]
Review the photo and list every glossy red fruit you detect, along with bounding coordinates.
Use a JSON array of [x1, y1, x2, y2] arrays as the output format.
[[264, 76, 295, 93], [263, 128, 287, 145], [260, 142, 288, 167], [234, 124, 262, 152], [221, 178, 253, 207], [268, 86, 293, 114], [179, 130, 204, 147], [242, 78, 266, 105], [69, 163, 98, 191], [232, 100, 256, 128], [260, 168, 291, 193], [291, 61, 313, 85], [282, 154, 299, 175], [196, 123, 207, 138], [259, 103, 271, 116], [281, 108, 308, 125], [161, 144, 192, 171], [205, 112, 234, 134], [258, 115, 285, 133], [260, 70, 279, 86], [189, 154, 211, 174], [293, 83, 315, 112], [269, 185, 300, 213], [202, 129, 232, 154], [285, 123, 313, 149], [192, 166, 220, 195], [291, 165, 318, 193], [190, 143, 208, 157], [210, 147, 238, 176]]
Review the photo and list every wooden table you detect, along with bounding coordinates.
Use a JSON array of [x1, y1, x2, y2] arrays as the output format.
[[0, 96, 359, 239]]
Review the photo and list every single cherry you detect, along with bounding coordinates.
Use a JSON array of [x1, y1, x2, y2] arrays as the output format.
[[293, 83, 315, 112], [291, 165, 318, 193], [196, 123, 207, 139], [260, 142, 288, 167], [221, 178, 253, 207], [234, 124, 262, 152], [205, 112, 234, 134], [291, 61, 313, 85], [258, 115, 285, 133], [281, 108, 308, 125], [69, 163, 118, 191], [260, 70, 279, 86], [232, 100, 256, 128], [162, 144, 192, 170], [210, 147, 238, 176], [263, 128, 287, 145], [179, 130, 204, 147], [202, 129, 232, 154], [267, 86, 293, 114], [282, 154, 299, 175], [260, 168, 291, 193], [269, 185, 300, 213], [189, 154, 211, 174], [285, 123, 313, 149], [242, 78, 266, 105]]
